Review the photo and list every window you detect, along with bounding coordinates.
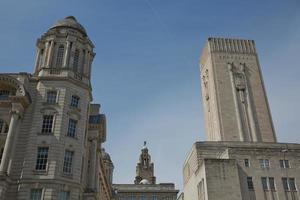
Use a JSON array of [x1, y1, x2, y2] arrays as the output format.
[[70, 95, 80, 108], [280, 160, 290, 168], [244, 159, 250, 167], [63, 150, 74, 174], [30, 188, 43, 200], [282, 177, 297, 191], [0, 90, 10, 99], [151, 195, 157, 200], [67, 119, 77, 137], [247, 177, 254, 190], [0, 119, 9, 133], [46, 91, 57, 104], [259, 159, 270, 168], [261, 177, 276, 191], [35, 147, 49, 171], [41, 115, 54, 133], [58, 191, 70, 200], [56, 45, 65, 68], [73, 49, 80, 72]]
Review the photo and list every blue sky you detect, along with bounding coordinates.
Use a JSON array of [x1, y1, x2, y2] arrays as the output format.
[[0, 0, 299, 191]]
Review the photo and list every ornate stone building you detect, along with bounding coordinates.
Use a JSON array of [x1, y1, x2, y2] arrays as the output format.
[[0, 16, 114, 200], [182, 38, 300, 200], [114, 142, 178, 200]]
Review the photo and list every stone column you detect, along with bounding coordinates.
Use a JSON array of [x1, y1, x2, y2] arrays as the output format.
[[89, 139, 97, 190], [0, 103, 23, 174], [46, 40, 54, 68], [63, 41, 71, 68], [34, 48, 41, 73], [42, 41, 50, 68]]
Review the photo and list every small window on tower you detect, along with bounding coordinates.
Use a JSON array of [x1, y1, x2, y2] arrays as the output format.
[[56, 45, 64, 68], [70, 95, 80, 108]]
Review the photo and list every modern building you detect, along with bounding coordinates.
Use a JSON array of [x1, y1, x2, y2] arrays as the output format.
[[0, 16, 114, 200], [114, 142, 179, 200], [182, 38, 300, 200]]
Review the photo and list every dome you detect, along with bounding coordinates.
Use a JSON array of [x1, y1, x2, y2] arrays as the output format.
[[50, 16, 87, 36], [139, 179, 151, 185]]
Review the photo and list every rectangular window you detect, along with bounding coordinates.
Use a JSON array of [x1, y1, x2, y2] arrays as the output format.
[[41, 115, 54, 133], [282, 177, 289, 190], [63, 150, 74, 174], [244, 159, 250, 167], [247, 177, 254, 190], [261, 177, 276, 191], [67, 119, 77, 137], [282, 177, 297, 191], [262, 177, 268, 190], [46, 91, 57, 104], [279, 160, 290, 168], [289, 178, 296, 191], [30, 188, 43, 200], [58, 191, 70, 200], [0, 90, 10, 99], [35, 147, 49, 171], [70, 95, 80, 108], [269, 177, 276, 190], [259, 159, 270, 169], [152, 195, 157, 200]]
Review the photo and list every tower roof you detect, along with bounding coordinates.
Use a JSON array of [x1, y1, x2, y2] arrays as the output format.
[[50, 16, 87, 36]]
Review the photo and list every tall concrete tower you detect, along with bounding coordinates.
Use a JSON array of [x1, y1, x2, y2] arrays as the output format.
[[200, 38, 276, 142]]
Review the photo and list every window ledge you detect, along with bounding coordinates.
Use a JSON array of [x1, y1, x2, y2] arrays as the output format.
[[33, 170, 48, 175], [62, 173, 73, 178], [37, 132, 54, 135], [69, 105, 81, 112]]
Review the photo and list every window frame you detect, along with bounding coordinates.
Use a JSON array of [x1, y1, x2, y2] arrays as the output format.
[[58, 191, 70, 200], [279, 160, 290, 168], [56, 45, 65, 68], [67, 118, 77, 138], [41, 114, 54, 134], [259, 159, 270, 169], [35, 147, 49, 171], [247, 176, 254, 190], [282, 177, 297, 191], [63, 150, 74, 175], [244, 158, 250, 167], [46, 90, 58, 104], [70, 95, 80, 108], [30, 188, 43, 200]]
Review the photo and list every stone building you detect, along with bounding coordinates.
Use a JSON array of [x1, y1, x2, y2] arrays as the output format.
[[182, 38, 300, 200], [114, 142, 178, 200], [0, 16, 114, 200]]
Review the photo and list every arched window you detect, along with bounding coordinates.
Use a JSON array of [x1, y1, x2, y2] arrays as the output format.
[[73, 49, 80, 72], [0, 119, 9, 134], [56, 45, 64, 68]]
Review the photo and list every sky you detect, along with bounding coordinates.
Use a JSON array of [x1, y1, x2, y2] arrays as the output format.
[[0, 0, 299, 192]]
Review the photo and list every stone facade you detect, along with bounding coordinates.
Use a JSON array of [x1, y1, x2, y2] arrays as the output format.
[[0, 16, 114, 200], [114, 143, 178, 200], [182, 38, 300, 200]]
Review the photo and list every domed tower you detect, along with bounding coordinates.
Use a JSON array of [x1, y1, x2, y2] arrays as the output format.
[[134, 141, 156, 184], [8, 16, 98, 199], [34, 16, 95, 87]]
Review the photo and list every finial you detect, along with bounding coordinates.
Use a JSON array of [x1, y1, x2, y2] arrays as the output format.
[[144, 141, 147, 146]]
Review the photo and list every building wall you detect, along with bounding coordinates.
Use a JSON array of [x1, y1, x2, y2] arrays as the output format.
[[183, 142, 300, 200]]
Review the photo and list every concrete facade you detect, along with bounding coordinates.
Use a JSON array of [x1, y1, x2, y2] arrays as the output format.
[[0, 16, 114, 200], [182, 38, 300, 200]]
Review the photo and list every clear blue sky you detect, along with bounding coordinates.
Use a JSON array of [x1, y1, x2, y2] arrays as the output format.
[[0, 0, 299, 191]]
